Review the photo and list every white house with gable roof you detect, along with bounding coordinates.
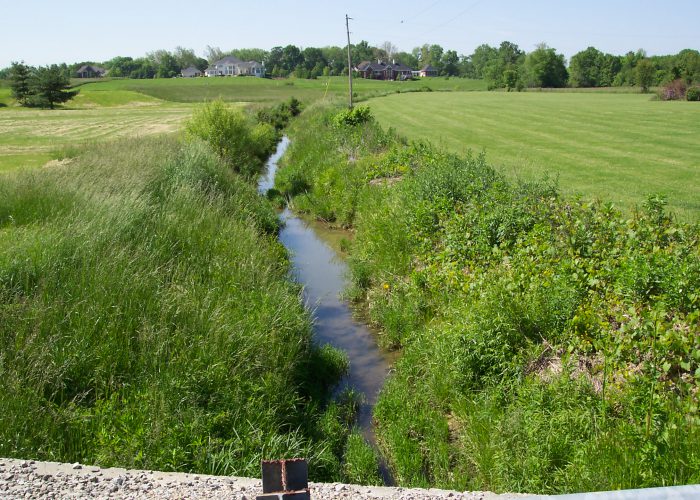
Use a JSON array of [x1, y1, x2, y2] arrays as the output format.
[[205, 56, 264, 77]]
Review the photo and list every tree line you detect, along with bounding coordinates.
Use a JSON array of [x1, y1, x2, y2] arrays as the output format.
[[3, 41, 698, 91]]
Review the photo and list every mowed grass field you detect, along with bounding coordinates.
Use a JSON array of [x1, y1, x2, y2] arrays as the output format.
[[0, 76, 485, 171], [368, 92, 700, 220], [77, 76, 486, 103], [0, 101, 193, 171]]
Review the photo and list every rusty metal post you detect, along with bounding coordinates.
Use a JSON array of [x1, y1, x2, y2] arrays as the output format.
[[257, 458, 310, 500]]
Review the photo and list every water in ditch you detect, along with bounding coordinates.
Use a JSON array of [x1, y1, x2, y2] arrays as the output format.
[[259, 137, 395, 484]]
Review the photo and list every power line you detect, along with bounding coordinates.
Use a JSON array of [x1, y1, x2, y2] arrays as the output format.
[[428, 0, 484, 33], [400, 0, 443, 24]]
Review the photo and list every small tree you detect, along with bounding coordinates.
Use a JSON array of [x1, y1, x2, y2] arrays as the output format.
[[503, 69, 519, 91], [636, 59, 655, 93], [9, 61, 32, 105], [29, 65, 78, 109]]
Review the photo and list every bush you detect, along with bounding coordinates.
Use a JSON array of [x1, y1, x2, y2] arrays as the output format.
[[687, 86, 700, 101], [333, 106, 373, 127], [185, 100, 276, 178], [283, 102, 700, 493], [257, 97, 303, 130], [659, 79, 687, 100]]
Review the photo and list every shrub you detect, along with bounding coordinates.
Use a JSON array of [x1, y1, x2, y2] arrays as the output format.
[[185, 100, 276, 178], [257, 97, 303, 130], [333, 106, 373, 127], [687, 86, 700, 101], [659, 79, 687, 100]]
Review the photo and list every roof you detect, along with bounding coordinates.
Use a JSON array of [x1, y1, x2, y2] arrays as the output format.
[[239, 61, 263, 69], [213, 55, 244, 66], [357, 60, 415, 73], [387, 62, 412, 72], [420, 65, 438, 72], [76, 64, 105, 74], [181, 66, 201, 75]]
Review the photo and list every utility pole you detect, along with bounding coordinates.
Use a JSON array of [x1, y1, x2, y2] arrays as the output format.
[[345, 14, 353, 108]]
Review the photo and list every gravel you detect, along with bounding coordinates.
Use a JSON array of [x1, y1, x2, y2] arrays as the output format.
[[0, 458, 523, 499]]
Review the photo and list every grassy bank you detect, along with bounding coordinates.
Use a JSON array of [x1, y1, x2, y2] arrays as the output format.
[[0, 116, 369, 481], [367, 92, 700, 220], [277, 102, 700, 493]]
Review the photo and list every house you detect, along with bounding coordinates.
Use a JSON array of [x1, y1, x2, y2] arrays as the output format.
[[355, 60, 413, 80], [76, 65, 106, 78], [181, 66, 202, 78], [205, 56, 264, 77], [419, 65, 438, 77]]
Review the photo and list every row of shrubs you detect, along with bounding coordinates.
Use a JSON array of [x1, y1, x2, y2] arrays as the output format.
[[0, 100, 377, 482], [277, 102, 700, 493]]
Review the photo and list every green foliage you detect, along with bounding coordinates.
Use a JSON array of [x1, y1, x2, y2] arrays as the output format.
[[256, 97, 302, 130], [9, 61, 32, 105], [342, 433, 383, 485], [524, 44, 568, 88], [283, 103, 700, 493], [637, 59, 656, 93], [185, 100, 276, 178], [28, 65, 79, 109], [687, 86, 700, 101], [0, 134, 360, 481], [333, 106, 373, 127]]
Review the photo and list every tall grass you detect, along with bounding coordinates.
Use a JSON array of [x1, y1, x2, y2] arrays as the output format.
[[0, 133, 357, 480], [278, 101, 700, 493]]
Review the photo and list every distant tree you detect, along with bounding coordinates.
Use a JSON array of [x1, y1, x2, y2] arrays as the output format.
[[352, 40, 374, 64], [524, 43, 568, 88], [569, 46, 603, 87], [613, 49, 646, 86], [302, 47, 326, 72], [503, 68, 519, 91], [266, 47, 284, 71], [598, 54, 622, 86], [230, 48, 269, 63], [394, 51, 419, 69], [205, 45, 225, 63], [417, 43, 444, 71], [380, 41, 398, 60], [470, 44, 498, 78], [636, 59, 655, 92], [498, 41, 523, 66], [675, 49, 700, 84], [321, 46, 346, 75], [281, 45, 303, 72], [480, 41, 524, 89], [104, 56, 138, 77], [29, 65, 78, 109], [9, 61, 32, 105], [173, 47, 207, 71], [442, 50, 459, 76], [129, 58, 157, 79], [150, 51, 180, 78]]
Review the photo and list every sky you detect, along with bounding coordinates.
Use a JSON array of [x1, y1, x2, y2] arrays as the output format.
[[2, 0, 698, 68]]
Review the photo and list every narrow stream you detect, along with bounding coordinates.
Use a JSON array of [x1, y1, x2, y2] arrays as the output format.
[[259, 137, 395, 484]]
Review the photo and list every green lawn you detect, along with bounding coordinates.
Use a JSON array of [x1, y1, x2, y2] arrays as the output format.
[[75, 76, 486, 103], [0, 76, 484, 172], [368, 92, 700, 220], [0, 102, 194, 171]]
